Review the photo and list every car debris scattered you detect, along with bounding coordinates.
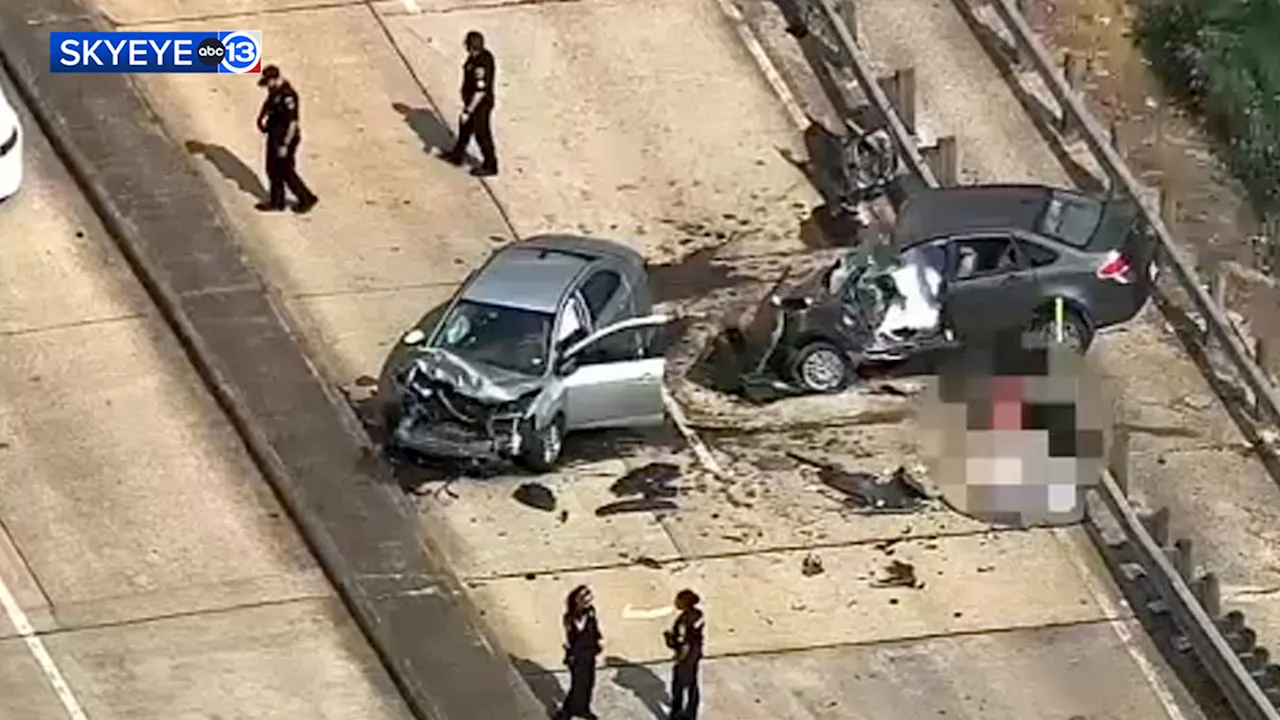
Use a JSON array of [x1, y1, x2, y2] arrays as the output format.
[[789, 452, 932, 513], [512, 482, 557, 512], [596, 461, 684, 516], [802, 553, 825, 576], [873, 560, 923, 589]]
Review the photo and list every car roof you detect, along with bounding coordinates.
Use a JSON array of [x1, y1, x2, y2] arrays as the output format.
[[460, 235, 640, 314], [894, 184, 1078, 248]]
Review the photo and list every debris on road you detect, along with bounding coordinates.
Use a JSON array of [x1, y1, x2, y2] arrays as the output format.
[[597, 461, 683, 516], [789, 453, 932, 512], [634, 556, 663, 570], [513, 482, 557, 512], [802, 553, 825, 576], [873, 560, 923, 589]]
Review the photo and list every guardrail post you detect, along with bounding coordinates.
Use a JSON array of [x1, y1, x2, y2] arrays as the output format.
[[1211, 264, 1227, 309], [837, 0, 857, 43], [1057, 53, 1084, 139], [1108, 424, 1130, 494], [1192, 571, 1221, 619], [878, 69, 917, 134], [1158, 186, 1176, 229], [922, 136, 958, 186], [1169, 537, 1192, 579], [1139, 506, 1170, 546]]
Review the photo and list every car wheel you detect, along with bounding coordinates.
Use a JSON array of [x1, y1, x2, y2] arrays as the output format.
[[789, 342, 852, 393], [1028, 307, 1093, 353], [518, 413, 565, 473]]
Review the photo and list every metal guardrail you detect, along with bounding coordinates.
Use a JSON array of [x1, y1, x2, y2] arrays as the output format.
[[985, 0, 1280, 430], [785, 0, 1280, 717]]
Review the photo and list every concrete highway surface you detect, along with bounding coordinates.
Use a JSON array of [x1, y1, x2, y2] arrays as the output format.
[[58, 0, 1217, 717], [0, 73, 411, 720]]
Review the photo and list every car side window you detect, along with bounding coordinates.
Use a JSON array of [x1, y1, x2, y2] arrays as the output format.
[[1019, 240, 1059, 268], [576, 327, 659, 366], [952, 237, 1021, 281], [580, 270, 622, 322], [555, 295, 589, 348]]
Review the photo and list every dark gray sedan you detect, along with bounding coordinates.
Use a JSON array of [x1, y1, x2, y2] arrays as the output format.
[[386, 234, 670, 471], [733, 184, 1158, 394]]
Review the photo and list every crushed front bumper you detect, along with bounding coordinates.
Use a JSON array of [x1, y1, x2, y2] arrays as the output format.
[[390, 414, 523, 463]]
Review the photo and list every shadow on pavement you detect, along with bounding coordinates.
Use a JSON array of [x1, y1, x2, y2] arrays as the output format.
[[510, 655, 564, 717], [605, 656, 669, 720], [392, 102, 470, 165], [184, 140, 267, 203]]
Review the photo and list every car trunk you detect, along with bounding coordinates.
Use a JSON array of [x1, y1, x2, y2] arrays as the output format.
[[1086, 198, 1158, 324]]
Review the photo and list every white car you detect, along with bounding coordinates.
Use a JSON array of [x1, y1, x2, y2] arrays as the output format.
[[0, 84, 22, 201]]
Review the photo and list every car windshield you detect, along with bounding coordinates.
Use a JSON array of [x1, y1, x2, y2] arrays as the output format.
[[432, 300, 553, 375], [1038, 192, 1102, 247]]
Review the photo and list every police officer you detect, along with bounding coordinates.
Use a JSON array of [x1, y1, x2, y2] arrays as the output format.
[[256, 65, 318, 213], [663, 589, 705, 720], [443, 30, 498, 177], [556, 585, 602, 720]]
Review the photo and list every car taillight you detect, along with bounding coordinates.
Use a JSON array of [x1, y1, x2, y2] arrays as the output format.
[[1096, 250, 1134, 284]]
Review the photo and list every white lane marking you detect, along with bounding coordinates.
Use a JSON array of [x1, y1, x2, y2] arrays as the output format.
[[401, 0, 422, 14], [1052, 527, 1189, 720], [622, 604, 676, 620], [709, 0, 810, 130], [0, 575, 89, 720]]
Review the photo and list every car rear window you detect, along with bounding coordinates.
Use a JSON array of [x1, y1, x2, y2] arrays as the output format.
[[1038, 193, 1102, 248]]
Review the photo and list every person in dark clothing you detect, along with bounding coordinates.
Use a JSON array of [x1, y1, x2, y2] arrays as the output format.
[[443, 30, 498, 177], [256, 65, 318, 213], [663, 589, 704, 720], [557, 585, 602, 720]]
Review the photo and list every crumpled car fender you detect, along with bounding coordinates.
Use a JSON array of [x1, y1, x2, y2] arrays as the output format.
[[525, 377, 568, 430]]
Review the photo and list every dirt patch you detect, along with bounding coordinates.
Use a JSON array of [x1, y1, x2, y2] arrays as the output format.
[[1028, 0, 1261, 271]]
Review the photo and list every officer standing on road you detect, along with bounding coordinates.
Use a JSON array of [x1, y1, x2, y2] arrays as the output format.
[[664, 589, 705, 720], [443, 30, 499, 177], [557, 585, 603, 720], [256, 65, 319, 213]]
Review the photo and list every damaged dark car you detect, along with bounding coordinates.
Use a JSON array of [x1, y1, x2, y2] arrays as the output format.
[[384, 235, 671, 472], [726, 184, 1158, 394]]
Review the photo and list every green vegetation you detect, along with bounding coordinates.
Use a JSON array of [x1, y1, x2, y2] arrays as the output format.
[[1134, 0, 1280, 216]]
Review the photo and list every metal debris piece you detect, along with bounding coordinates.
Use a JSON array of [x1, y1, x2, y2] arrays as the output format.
[[873, 560, 923, 589], [790, 453, 932, 512], [802, 553, 825, 576], [634, 556, 663, 570], [512, 482, 556, 512]]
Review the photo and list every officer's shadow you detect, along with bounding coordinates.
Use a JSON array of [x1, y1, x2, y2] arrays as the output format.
[[605, 655, 669, 720], [392, 102, 474, 166], [184, 140, 269, 203]]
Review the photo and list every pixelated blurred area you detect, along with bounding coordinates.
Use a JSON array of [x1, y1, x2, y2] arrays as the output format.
[[920, 334, 1110, 527]]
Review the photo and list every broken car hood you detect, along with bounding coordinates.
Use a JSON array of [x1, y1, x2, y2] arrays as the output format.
[[406, 348, 545, 403]]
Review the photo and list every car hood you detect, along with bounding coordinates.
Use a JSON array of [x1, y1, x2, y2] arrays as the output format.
[[405, 348, 545, 403]]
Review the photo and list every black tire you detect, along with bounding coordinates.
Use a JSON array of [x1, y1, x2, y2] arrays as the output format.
[[788, 342, 853, 394], [517, 413, 566, 473], [1027, 306, 1093, 353]]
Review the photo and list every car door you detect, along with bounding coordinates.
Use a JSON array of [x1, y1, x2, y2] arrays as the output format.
[[559, 315, 669, 430], [943, 234, 1042, 340], [578, 267, 626, 327]]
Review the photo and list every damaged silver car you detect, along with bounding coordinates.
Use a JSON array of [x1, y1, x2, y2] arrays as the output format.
[[386, 235, 671, 472]]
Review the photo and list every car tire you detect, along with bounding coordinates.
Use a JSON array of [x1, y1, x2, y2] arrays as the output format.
[[1028, 306, 1093, 353], [517, 413, 565, 473], [789, 342, 852, 394]]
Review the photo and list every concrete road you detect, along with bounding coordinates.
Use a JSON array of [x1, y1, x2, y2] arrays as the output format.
[[89, 0, 1204, 716], [0, 74, 412, 720]]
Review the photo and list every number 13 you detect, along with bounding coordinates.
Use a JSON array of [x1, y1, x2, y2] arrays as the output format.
[[226, 41, 254, 63]]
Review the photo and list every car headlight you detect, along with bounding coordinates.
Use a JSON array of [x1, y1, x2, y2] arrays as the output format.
[[0, 125, 17, 157]]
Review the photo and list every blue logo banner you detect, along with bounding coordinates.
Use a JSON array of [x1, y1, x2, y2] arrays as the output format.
[[50, 31, 263, 74]]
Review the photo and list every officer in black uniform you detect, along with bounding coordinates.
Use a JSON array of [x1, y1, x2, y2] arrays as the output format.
[[557, 585, 603, 720], [663, 589, 705, 720], [256, 65, 318, 213], [443, 30, 498, 177]]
